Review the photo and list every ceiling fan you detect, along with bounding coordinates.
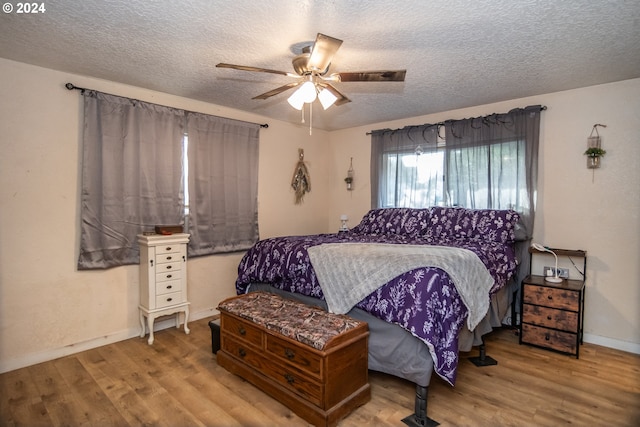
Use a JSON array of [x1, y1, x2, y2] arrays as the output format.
[[216, 33, 406, 110]]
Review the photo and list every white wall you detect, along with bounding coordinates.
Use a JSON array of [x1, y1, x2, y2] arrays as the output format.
[[0, 58, 332, 372], [328, 78, 640, 353]]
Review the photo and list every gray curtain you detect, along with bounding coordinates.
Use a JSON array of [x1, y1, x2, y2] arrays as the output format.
[[444, 106, 542, 291], [78, 91, 185, 269], [186, 113, 260, 257]]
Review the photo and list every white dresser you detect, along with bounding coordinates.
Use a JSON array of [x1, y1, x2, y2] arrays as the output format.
[[138, 233, 190, 344]]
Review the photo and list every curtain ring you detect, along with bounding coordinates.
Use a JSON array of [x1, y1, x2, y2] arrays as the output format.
[[406, 126, 416, 143]]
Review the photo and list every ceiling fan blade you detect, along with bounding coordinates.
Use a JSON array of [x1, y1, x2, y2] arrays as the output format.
[[330, 70, 407, 82], [216, 63, 297, 77], [252, 82, 301, 100], [317, 82, 351, 106], [308, 33, 343, 73]]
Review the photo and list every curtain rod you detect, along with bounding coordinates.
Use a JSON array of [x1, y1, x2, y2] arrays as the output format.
[[365, 105, 547, 135], [65, 83, 269, 129]]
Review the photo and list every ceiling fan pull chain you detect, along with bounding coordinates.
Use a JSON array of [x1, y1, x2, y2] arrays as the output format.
[[309, 102, 313, 135]]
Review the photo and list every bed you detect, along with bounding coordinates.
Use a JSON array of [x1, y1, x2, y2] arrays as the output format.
[[235, 206, 520, 425]]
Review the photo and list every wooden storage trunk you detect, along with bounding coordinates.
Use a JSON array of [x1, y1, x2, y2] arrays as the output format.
[[216, 292, 370, 427]]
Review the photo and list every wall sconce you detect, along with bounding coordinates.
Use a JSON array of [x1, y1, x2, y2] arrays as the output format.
[[584, 124, 606, 170], [344, 157, 354, 190]]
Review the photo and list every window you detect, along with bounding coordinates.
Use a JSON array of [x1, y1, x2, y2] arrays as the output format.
[[381, 147, 445, 208], [372, 107, 542, 224], [447, 139, 526, 210]]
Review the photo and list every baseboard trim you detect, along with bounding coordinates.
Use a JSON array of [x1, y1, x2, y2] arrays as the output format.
[[0, 307, 220, 374], [583, 333, 640, 355]]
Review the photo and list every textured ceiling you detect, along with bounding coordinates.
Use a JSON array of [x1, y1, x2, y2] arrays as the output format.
[[1, 0, 639, 131]]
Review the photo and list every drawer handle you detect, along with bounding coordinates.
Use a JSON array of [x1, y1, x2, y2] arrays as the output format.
[[546, 315, 552, 320], [166, 274, 172, 279], [166, 297, 173, 302], [166, 285, 172, 289], [284, 348, 295, 360], [166, 256, 172, 260], [284, 374, 295, 384], [166, 247, 172, 251], [547, 295, 553, 300], [166, 265, 172, 270], [545, 333, 550, 341], [238, 348, 246, 358], [238, 327, 246, 336]]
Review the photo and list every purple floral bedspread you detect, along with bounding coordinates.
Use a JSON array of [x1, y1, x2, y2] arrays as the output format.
[[235, 207, 519, 385]]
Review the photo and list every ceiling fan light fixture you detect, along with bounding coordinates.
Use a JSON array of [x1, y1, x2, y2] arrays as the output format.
[[318, 87, 338, 109], [287, 90, 305, 110], [298, 80, 317, 103]]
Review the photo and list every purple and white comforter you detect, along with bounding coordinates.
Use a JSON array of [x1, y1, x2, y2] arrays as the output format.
[[235, 207, 519, 385]]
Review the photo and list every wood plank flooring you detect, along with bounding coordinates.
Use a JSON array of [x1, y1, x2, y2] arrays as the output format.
[[2, 318, 639, 426]]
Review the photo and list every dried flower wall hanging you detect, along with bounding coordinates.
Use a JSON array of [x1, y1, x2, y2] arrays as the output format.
[[291, 148, 311, 204]]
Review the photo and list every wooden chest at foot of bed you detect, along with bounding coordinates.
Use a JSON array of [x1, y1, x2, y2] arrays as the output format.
[[216, 291, 370, 427]]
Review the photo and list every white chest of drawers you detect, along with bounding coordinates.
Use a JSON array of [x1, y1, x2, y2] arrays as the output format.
[[138, 233, 190, 344]]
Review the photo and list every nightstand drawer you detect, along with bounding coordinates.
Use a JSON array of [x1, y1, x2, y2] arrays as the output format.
[[523, 284, 580, 311], [521, 323, 577, 354], [522, 304, 578, 331]]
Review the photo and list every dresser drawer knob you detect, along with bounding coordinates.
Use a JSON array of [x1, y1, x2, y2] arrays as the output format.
[[166, 274, 172, 279], [166, 256, 172, 260], [166, 265, 172, 270], [284, 348, 295, 360], [238, 327, 246, 336], [547, 295, 553, 300], [166, 285, 172, 289], [238, 348, 246, 358], [166, 297, 173, 302], [166, 247, 172, 251], [545, 333, 550, 341], [284, 373, 295, 384], [547, 315, 552, 320]]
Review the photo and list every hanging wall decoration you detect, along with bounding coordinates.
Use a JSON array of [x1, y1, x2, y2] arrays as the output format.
[[344, 157, 354, 190], [584, 124, 606, 181], [291, 148, 311, 204]]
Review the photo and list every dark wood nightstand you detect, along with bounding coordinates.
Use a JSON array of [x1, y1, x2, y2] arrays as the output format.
[[520, 248, 586, 358]]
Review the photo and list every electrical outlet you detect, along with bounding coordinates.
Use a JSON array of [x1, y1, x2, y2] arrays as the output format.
[[544, 266, 569, 279]]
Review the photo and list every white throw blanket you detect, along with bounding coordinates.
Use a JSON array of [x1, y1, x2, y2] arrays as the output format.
[[307, 243, 494, 330]]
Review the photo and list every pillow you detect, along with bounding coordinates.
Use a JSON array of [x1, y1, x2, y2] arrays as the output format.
[[426, 207, 520, 244], [351, 208, 431, 238], [351, 209, 404, 235]]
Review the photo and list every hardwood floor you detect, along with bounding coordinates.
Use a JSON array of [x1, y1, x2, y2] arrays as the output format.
[[2, 318, 639, 426]]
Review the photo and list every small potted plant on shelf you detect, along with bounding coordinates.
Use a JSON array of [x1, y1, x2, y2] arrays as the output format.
[[584, 147, 606, 169]]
